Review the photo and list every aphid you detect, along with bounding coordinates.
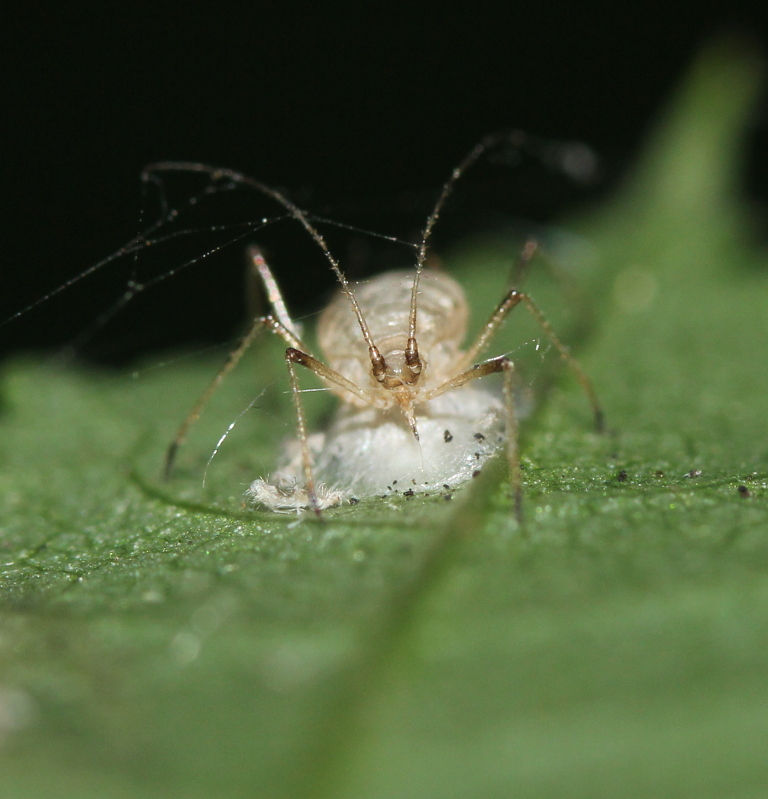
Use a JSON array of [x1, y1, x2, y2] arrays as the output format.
[[159, 132, 604, 518]]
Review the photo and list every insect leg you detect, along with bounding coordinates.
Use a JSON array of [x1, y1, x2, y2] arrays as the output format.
[[507, 238, 539, 291], [284, 348, 385, 408], [456, 288, 604, 432], [282, 347, 384, 515], [283, 347, 320, 515], [502, 358, 523, 522], [163, 320, 307, 483], [164, 244, 314, 479], [246, 245, 303, 341], [164, 315, 267, 478], [516, 292, 603, 431], [424, 355, 523, 520]]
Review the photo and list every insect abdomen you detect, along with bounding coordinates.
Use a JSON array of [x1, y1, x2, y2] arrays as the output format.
[[317, 269, 469, 383]]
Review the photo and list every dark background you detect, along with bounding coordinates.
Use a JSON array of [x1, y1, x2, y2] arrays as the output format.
[[2, 2, 767, 365]]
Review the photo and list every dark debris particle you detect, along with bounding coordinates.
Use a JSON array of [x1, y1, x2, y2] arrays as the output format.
[[473, 432, 485, 441], [474, 452, 481, 459], [685, 469, 703, 478], [404, 489, 415, 498], [617, 469, 628, 482], [443, 494, 452, 501], [392, 479, 398, 485], [738, 485, 751, 498], [655, 470, 665, 477], [348, 497, 359, 505], [472, 470, 481, 478], [444, 430, 453, 443], [443, 484, 450, 490]]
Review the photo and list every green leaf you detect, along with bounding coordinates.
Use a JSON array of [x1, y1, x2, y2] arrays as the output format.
[[1, 39, 767, 799]]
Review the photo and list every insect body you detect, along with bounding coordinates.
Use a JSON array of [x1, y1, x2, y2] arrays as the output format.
[[159, 132, 604, 518], [248, 269, 506, 511]]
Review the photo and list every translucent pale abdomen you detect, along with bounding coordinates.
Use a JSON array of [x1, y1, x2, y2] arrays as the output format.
[[316, 270, 469, 388]]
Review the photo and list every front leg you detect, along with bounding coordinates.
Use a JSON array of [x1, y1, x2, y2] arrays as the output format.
[[457, 287, 603, 433], [425, 356, 523, 521], [282, 347, 386, 515], [284, 347, 321, 515]]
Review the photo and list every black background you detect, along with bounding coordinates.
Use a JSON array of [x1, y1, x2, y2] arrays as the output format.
[[3, 2, 767, 364]]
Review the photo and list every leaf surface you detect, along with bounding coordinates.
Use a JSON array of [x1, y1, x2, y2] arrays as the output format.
[[1, 41, 767, 799]]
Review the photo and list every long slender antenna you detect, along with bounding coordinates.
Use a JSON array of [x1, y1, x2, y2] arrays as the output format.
[[406, 131, 528, 374], [144, 162, 391, 380], [0, 183, 213, 331]]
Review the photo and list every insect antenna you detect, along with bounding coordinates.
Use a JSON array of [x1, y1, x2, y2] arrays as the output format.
[[407, 129, 599, 375], [144, 162, 391, 380], [407, 131, 529, 376], [0, 180, 227, 334]]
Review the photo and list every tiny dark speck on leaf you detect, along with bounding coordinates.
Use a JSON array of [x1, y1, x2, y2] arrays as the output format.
[[404, 489, 415, 498], [444, 430, 453, 443], [443, 494, 452, 501], [472, 470, 481, 478], [685, 469, 702, 478], [738, 485, 751, 497], [349, 497, 359, 505], [617, 469, 628, 482], [474, 432, 485, 441]]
